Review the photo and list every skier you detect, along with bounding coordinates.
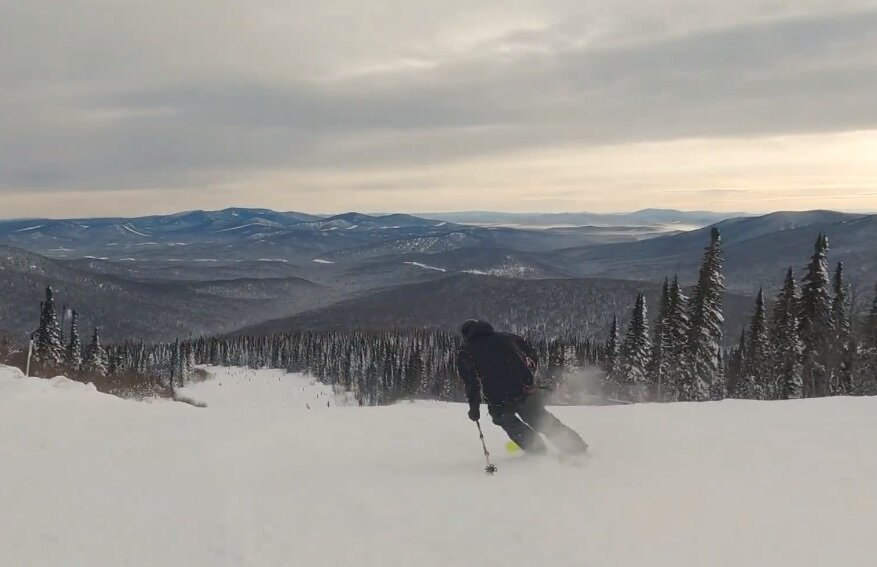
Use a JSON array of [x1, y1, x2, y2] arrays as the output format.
[[456, 320, 588, 455]]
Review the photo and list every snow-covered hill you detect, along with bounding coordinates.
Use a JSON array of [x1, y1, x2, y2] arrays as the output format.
[[2, 364, 875, 566]]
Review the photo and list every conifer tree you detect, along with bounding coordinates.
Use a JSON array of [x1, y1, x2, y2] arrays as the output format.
[[177, 340, 187, 385], [800, 234, 833, 397], [620, 294, 651, 391], [34, 286, 64, 365], [604, 316, 621, 379], [830, 262, 853, 395], [169, 340, 180, 390], [736, 290, 769, 399], [64, 310, 83, 371], [772, 268, 804, 399], [853, 284, 877, 395], [684, 228, 725, 401], [726, 329, 746, 397], [83, 327, 108, 377], [663, 276, 690, 401], [649, 278, 671, 398], [186, 342, 196, 376]]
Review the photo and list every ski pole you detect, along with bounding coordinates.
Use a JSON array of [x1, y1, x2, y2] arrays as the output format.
[[476, 421, 498, 476]]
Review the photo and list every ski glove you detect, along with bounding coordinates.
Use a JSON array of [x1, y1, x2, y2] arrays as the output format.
[[468, 406, 480, 422]]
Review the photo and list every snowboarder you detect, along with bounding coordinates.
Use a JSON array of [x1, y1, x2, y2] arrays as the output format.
[[456, 320, 588, 455]]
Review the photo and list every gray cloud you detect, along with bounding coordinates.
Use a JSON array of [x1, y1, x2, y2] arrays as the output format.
[[0, 1, 876, 207]]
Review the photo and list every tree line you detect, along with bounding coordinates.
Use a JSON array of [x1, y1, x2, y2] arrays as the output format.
[[24, 293, 598, 404], [604, 229, 877, 401]]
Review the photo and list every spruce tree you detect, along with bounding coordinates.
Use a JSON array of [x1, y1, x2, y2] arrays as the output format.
[[34, 286, 64, 365], [726, 329, 746, 397], [620, 294, 651, 392], [83, 327, 108, 377], [64, 310, 83, 371], [736, 290, 769, 399], [604, 316, 621, 378], [830, 262, 853, 395], [663, 276, 690, 401], [855, 284, 877, 395], [649, 278, 671, 399], [771, 268, 804, 399], [684, 228, 725, 401], [799, 234, 833, 397], [186, 342, 196, 376]]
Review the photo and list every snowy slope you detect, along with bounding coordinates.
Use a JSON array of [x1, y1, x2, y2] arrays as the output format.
[[2, 364, 876, 567]]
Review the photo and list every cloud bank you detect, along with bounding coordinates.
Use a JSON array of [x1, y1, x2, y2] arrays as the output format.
[[1, 0, 875, 216]]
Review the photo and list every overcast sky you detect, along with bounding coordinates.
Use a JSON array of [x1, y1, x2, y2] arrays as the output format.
[[1, 0, 876, 218]]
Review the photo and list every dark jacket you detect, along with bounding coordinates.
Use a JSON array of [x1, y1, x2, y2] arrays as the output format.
[[455, 321, 539, 409]]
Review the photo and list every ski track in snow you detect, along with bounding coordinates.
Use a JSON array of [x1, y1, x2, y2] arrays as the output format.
[[122, 224, 152, 238], [13, 224, 44, 232], [2, 364, 876, 567], [404, 261, 447, 272], [214, 223, 266, 233]]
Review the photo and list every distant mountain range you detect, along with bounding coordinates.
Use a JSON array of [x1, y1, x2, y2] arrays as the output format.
[[1, 207, 874, 343], [416, 209, 749, 228], [557, 211, 876, 293]]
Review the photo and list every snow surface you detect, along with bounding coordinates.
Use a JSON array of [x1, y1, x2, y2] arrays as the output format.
[[2, 364, 876, 567]]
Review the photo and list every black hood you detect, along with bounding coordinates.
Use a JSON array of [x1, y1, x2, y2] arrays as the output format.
[[461, 320, 494, 341]]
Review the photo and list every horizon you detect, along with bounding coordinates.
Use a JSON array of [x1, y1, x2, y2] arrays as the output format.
[[3, 205, 877, 223]]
